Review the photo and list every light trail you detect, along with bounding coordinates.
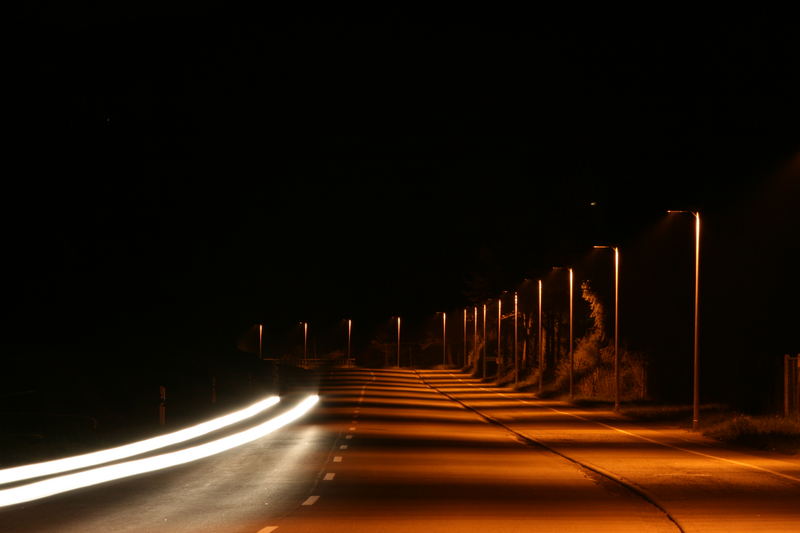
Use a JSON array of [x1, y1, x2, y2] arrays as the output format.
[[0, 395, 280, 486], [0, 395, 319, 508]]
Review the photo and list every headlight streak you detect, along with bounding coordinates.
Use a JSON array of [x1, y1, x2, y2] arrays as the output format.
[[0, 395, 281, 486], [0, 395, 319, 508]]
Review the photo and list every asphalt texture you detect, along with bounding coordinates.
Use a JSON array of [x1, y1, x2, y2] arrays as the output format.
[[1, 368, 798, 532]]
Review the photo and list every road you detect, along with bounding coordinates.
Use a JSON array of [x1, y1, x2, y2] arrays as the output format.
[[1, 368, 799, 532]]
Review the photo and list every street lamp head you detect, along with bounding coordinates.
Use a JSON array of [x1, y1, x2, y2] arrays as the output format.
[[668, 209, 700, 218]]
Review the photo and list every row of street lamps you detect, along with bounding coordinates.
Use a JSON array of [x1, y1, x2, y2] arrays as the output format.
[[261, 210, 701, 427], [437, 210, 701, 427]]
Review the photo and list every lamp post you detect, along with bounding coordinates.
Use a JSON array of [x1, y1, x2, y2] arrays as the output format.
[[497, 297, 502, 372], [463, 308, 467, 368], [668, 210, 701, 430], [396, 316, 401, 368], [514, 291, 518, 386], [538, 280, 543, 395], [569, 268, 574, 399], [473, 306, 478, 368], [442, 312, 447, 367], [258, 324, 263, 359], [594, 245, 620, 411], [482, 304, 487, 378], [347, 319, 352, 368]]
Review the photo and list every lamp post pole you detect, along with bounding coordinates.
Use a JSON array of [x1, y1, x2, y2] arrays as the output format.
[[497, 298, 502, 373], [668, 210, 701, 430], [442, 312, 447, 367], [347, 319, 352, 368], [258, 324, 263, 359], [514, 292, 518, 387], [303, 322, 308, 366], [397, 316, 401, 368], [569, 268, 574, 399], [594, 246, 620, 411], [482, 304, 487, 378], [473, 306, 478, 368], [463, 308, 467, 368], [538, 280, 544, 395]]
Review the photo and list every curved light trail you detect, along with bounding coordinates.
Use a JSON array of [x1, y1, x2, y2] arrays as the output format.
[[0, 394, 319, 508], [0, 395, 280, 485]]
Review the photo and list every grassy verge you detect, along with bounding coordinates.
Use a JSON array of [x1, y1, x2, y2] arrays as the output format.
[[702, 415, 800, 455], [617, 404, 800, 455]]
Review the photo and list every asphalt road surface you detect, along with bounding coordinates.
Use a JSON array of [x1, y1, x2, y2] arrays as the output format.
[[1, 368, 799, 532]]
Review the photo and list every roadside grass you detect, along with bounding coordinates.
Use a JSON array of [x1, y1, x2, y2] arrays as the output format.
[[618, 403, 800, 455], [702, 415, 800, 455]]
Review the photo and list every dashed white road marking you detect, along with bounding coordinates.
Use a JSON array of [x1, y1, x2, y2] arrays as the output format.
[[333, 456, 343, 462], [324, 473, 336, 480], [302, 495, 319, 506]]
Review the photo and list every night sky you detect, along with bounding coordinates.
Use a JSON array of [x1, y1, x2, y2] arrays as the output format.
[[4, 8, 799, 409]]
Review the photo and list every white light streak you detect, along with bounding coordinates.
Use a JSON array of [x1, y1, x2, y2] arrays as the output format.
[[0, 396, 281, 486], [0, 395, 318, 507]]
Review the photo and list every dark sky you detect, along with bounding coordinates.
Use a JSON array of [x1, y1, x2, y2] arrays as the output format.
[[4, 7, 799, 390]]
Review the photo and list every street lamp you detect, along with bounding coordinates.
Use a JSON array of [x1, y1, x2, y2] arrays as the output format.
[[463, 308, 467, 368], [473, 306, 478, 369], [569, 268, 574, 399], [396, 316, 401, 368], [497, 297, 502, 372], [668, 210, 701, 430], [538, 280, 543, 395], [482, 304, 487, 378], [347, 319, 352, 368], [514, 291, 518, 386], [594, 245, 620, 411], [258, 324, 263, 359], [299, 322, 309, 366], [441, 312, 447, 367]]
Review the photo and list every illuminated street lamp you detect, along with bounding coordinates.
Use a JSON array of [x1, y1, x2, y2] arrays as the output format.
[[396, 316, 401, 368], [441, 312, 447, 367], [463, 308, 467, 368], [258, 324, 263, 359], [594, 245, 620, 411], [298, 321, 309, 365], [497, 297, 502, 371], [347, 319, 352, 368], [514, 292, 518, 386], [668, 210, 702, 430], [473, 306, 478, 368], [569, 268, 574, 399], [482, 304, 487, 378], [538, 280, 543, 395]]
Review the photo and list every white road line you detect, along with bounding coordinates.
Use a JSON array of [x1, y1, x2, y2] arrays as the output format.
[[256, 526, 278, 533], [302, 495, 319, 506], [323, 473, 335, 480], [346, 435, 353, 439], [340, 445, 348, 449], [333, 456, 343, 462], [456, 374, 800, 485]]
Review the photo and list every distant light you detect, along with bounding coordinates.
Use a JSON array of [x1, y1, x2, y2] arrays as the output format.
[[0, 395, 319, 508], [590, 201, 597, 206], [0, 395, 280, 485]]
